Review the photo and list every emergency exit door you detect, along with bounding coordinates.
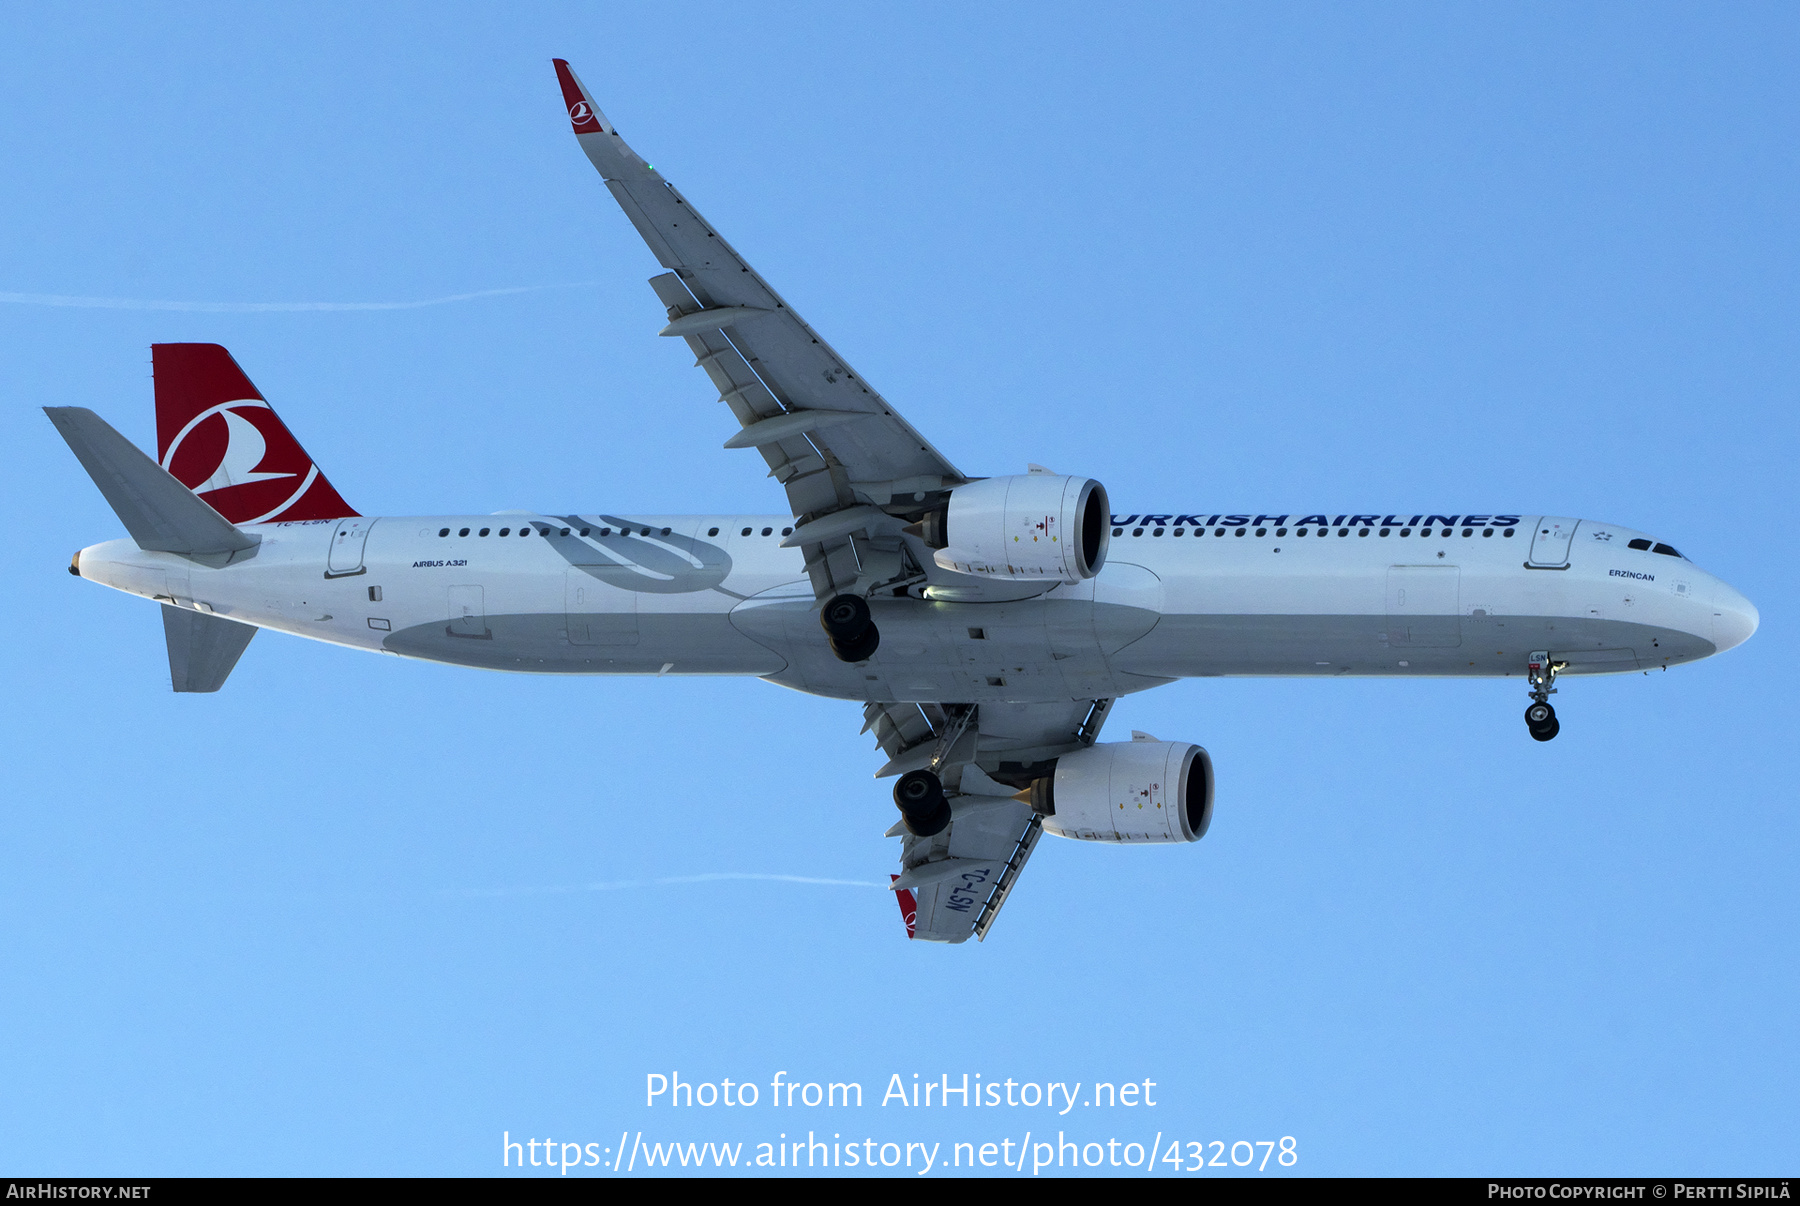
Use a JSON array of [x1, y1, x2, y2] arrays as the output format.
[[1386, 566, 1462, 648]]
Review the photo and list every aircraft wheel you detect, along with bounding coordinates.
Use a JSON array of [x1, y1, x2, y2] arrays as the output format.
[[1525, 702, 1555, 727], [828, 625, 880, 663], [894, 769, 951, 837], [820, 594, 872, 641], [1530, 717, 1561, 742]]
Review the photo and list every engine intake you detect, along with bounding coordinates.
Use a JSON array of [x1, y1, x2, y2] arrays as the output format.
[[920, 474, 1108, 584], [1029, 740, 1213, 843]]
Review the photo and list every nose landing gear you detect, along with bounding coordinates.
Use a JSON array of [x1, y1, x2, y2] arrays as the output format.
[[1525, 651, 1564, 741]]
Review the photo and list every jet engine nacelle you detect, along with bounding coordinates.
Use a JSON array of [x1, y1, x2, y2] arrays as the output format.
[[1031, 739, 1213, 844], [922, 474, 1109, 584]]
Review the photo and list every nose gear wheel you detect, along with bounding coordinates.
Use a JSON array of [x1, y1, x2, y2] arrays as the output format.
[[1525, 651, 1565, 741]]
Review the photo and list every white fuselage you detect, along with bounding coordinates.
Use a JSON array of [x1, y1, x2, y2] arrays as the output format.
[[75, 511, 1758, 704]]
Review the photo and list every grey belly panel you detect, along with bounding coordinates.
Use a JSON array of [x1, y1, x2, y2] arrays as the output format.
[[1117, 613, 1713, 677], [384, 612, 787, 675]]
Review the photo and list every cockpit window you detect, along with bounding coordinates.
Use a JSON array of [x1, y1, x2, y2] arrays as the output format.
[[1628, 537, 1684, 558]]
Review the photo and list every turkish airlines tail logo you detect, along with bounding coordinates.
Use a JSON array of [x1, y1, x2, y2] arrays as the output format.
[[552, 60, 605, 133], [153, 343, 357, 524]]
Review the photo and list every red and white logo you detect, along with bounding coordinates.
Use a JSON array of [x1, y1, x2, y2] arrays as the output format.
[[152, 343, 357, 525], [161, 400, 317, 523], [890, 875, 918, 938], [554, 60, 603, 132]]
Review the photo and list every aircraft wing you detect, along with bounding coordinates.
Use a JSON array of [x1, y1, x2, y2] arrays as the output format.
[[554, 60, 968, 600], [865, 697, 1115, 943]]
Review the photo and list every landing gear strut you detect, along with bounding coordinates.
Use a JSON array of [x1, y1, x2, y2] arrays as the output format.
[[1525, 650, 1563, 742], [821, 593, 880, 663]]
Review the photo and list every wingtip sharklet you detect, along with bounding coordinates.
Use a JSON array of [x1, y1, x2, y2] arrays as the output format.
[[552, 58, 609, 135]]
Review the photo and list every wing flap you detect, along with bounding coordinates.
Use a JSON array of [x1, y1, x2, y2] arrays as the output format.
[[553, 59, 966, 576], [864, 699, 1113, 943]]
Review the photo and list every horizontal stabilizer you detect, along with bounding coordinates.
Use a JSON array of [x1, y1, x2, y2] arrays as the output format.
[[45, 408, 257, 558], [162, 605, 256, 693]]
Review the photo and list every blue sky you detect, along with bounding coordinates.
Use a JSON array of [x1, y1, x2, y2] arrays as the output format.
[[2, 2, 1795, 1177]]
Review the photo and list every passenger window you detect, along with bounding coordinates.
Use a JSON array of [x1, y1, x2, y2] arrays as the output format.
[[1295, 528, 1307, 537], [438, 528, 449, 537], [1173, 527, 1185, 536], [1234, 528, 1245, 537], [742, 527, 752, 536], [495, 528, 506, 536], [1133, 528, 1144, 536], [1400, 528, 1411, 536], [580, 528, 590, 536], [1628, 538, 1652, 551], [458, 528, 470, 537], [560, 528, 571, 537], [1275, 528, 1287, 536], [780, 528, 791, 536], [1113, 527, 1123, 536], [1153, 528, 1164, 537], [1461, 528, 1473, 536], [1482, 529, 1493, 537], [1504, 529, 1514, 537], [601, 528, 613, 536], [1420, 528, 1432, 537], [664, 527, 674, 536], [708, 527, 720, 536], [1379, 528, 1390, 537], [1338, 528, 1348, 537], [521, 528, 531, 536], [1358, 528, 1369, 537], [1254, 528, 1266, 537], [762, 527, 773, 536]]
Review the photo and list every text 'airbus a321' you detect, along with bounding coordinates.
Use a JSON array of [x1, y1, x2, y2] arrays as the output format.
[[47, 60, 1758, 942]]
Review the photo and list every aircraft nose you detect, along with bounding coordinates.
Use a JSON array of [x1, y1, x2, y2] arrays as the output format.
[[1710, 581, 1759, 653]]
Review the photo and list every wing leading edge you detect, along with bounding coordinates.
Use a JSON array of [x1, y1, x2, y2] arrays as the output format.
[[553, 61, 1091, 943], [552, 59, 966, 600]]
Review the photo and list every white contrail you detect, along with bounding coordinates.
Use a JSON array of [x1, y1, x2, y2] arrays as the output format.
[[0, 282, 594, 313], [447, 872, 886, 899]]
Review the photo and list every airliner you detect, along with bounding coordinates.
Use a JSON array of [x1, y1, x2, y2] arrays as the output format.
[[45, 60, 1758, 943]]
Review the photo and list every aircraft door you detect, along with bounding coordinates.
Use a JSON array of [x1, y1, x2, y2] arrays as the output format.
[[565, 568, 639, 645], [447, 585, 488, 639], [327, 517, 375, 578], [1387, 566, 1461, 647], [1527, 517, 1579, 568]]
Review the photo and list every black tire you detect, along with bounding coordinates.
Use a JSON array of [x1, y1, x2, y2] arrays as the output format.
[[828, 623, 880, 663], [1525, 702, 1555, 727], [1530, 717, 1560, 742], [820, 594, 872, 641], [894, 769, 952, 837]]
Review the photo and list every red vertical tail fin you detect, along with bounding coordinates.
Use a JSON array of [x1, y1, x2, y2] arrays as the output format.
[[152, 343, 357, 524]]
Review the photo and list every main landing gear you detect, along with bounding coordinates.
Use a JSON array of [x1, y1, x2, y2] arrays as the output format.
[[821, 593, 880, 663], [1524, 650, 1564, 742], [893, 768, 952, 837]]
